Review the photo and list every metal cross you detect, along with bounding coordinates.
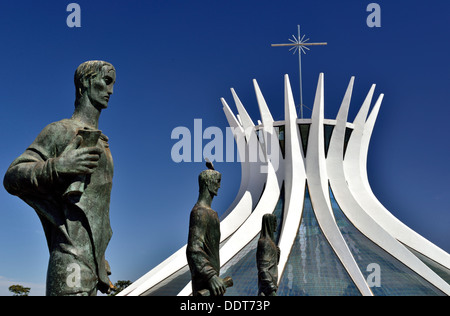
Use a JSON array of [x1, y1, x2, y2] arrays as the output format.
[[272, 25, 327, 119]]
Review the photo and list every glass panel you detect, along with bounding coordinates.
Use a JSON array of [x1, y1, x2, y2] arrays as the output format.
[[404, 245, 450, 286], [324, 124, 334, 158], [256, 129, 264, 144], [275, 125, 285, 159], [273, 185, 284, 245], [298, 124, 310, 157], [220, 184, 285, 296], [329, 186, 446, 296], [277, 186, 361, 296], [343, 127, 353, 158], [220, 234, 260, 296]]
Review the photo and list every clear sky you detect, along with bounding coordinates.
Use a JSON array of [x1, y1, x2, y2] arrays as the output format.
[[0, 0, 449, 296]]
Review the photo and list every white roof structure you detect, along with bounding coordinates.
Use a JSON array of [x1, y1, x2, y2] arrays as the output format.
[[119, 73, 450, 296]]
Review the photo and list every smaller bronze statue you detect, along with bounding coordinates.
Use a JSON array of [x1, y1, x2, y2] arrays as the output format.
[[256, 214, 280, 296], [186, 160, 232, 296]]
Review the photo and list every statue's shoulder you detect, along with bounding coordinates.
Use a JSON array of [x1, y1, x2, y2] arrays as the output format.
[[191, 204, 208, 215], [38, 119, 78, 136], [191, 205, 220, 230], [190, 204, 217, 219], [31, 119, 80, 154]]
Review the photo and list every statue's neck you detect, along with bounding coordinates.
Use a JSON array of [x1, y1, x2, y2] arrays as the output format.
[[196, 189, 214, 209], [72, 96, 101, 130]]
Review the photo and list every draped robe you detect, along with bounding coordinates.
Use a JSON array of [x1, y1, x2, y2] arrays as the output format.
[[4, 118, 113, 295]]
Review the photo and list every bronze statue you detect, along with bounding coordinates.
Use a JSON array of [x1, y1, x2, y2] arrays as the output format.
[[256, 213, 280, 296], [3, 60, 116, 296], [186, 161, 230, 296]]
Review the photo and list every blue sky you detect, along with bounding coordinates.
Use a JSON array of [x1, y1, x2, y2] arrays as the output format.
[[0, 0, 449, 295]]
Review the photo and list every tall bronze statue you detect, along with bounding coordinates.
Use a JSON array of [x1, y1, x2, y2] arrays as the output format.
[[3, 60, 116, 296], [256, 213, 280, 296], [186, 161, 229, 296]]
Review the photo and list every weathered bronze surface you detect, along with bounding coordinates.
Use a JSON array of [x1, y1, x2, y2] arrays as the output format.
[[197, 276, 233, 296], [256, 214, 280, 296], [186, 161, 230, 296], [3, 60, 116, 296]]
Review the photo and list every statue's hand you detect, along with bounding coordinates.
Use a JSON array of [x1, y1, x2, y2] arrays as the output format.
[[208, 275, 226, 296], [54, 135, 102, 175]]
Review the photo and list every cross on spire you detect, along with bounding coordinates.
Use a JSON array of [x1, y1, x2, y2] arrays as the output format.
[[272, 25, 327, 119]]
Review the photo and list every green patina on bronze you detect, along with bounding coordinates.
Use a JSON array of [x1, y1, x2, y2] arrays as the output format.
[[257, 213, 280, 296], [4, 60, 116, 296]]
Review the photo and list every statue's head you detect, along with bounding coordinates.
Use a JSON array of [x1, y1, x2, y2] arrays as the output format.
[[261, 213, 277, 241], [198, 169, 221, 197], [74, 60, 116, 110]]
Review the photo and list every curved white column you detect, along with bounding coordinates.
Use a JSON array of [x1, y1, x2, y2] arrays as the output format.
[[219, 95, 266, 240], [220, 97, 251, 216], [253, 79, 285, 179], [345, 85, 450, 272], [230, 88, 267, 205], [277, 74, 306, 280], [306, 73, 373, 296], [328, 79, 450, 295]]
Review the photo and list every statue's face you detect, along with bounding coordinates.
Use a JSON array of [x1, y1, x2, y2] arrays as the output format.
[[209, 176, 221, 196], [87, 65, 116, 110]]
